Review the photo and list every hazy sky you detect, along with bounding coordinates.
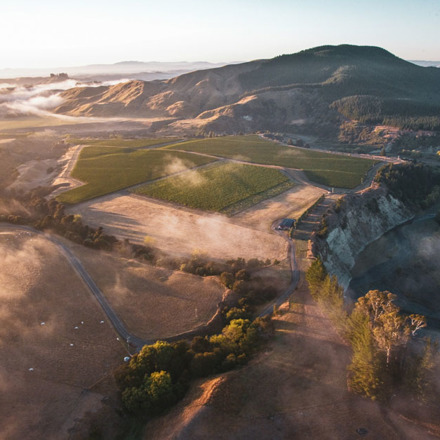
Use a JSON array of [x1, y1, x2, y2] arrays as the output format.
[[1, 0, 439, 68]]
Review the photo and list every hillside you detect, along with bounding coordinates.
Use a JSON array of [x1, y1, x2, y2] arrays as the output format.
[[54, 45, 440, 135]]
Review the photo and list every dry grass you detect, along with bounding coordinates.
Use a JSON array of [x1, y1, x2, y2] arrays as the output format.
[[68, 194, 287, 262], [69, 243, 225, 340], [144, 282, 440, 440], [234, 184, 326, 231], [0, 230, 126, 440]]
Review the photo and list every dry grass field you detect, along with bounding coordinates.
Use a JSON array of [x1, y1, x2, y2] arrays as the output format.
[[68, 194, 288, 262], [0, 230, 126, 440], [144, 283, 440, 440], [234, 184, 327, 231], [69, 243, 225, 340]]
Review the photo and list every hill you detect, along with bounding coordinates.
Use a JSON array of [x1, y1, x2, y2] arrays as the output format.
[[54, 45, 440, 135]]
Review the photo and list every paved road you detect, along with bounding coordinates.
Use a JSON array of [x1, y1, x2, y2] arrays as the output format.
[[0, 223, 150, 351]]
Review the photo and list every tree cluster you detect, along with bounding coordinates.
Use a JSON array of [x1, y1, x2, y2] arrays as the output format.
[[115, 317, 273, 418], [220, 265, 277, 308], [180, 254, 273, 278], [305, 258, 345, 327], [348, 290, 431, 401], [331, 95, 440, 131], [305, 260, 436, 401], [375, 163, 440, 209]]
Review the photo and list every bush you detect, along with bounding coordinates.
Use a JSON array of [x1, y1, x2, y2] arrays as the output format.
[[115, 316, 273, 417], [122, 371, 176, 416]]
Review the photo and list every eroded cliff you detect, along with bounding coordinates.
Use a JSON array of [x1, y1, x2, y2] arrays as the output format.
[[311, 186, 415, 289]]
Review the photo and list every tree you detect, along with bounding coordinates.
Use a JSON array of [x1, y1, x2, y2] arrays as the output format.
[[146, 371, 175, 413], [220, 272, 235, 289], [408, 314, 427, 336], [348, 309, 385, 399], [373, 309, 407, 365], [348, 289, 430, 400], [305, 257, 327, 299], [122, 370, 175, 415], [355, 290, 397, 323], [353, 290, 407, 365], [321, 274, 344, 308]]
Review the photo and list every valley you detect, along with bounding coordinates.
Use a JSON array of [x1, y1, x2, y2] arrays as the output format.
[[1, 43, 440, 440]]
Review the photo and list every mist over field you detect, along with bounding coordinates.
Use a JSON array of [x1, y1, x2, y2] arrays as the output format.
[[0, 79, 130, 118]]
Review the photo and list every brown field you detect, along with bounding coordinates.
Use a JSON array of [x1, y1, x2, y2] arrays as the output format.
[[234, 183, 327, 231], [69, 242, 225, 340], [0, 131, 68, 189], [0, 230, 126, 440], [145, 279, 440, 440], [68, 194, 288, 262], [0, 228, 227, 440]]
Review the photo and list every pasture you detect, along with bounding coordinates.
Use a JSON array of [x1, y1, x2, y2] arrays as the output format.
[[57, 147, 216, 204], [0, 230, 126, 440], [164, 135, 376, 189], [132, 162, 294, 214], [71, 243, 224, 340]]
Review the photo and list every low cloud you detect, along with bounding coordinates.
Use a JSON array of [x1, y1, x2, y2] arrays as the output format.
[[0, 78, 130, 118]]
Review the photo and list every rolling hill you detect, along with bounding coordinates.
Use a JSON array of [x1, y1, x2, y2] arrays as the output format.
[[54, 45, 440, 135]]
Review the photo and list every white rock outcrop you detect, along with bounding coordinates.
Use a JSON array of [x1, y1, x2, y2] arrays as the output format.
[[313, 188, 414, 289]]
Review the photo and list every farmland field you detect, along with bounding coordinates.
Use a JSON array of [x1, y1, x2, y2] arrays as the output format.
[[57, 147, 217, 204], [71, 243, 224, 340], [68, 194, 287, 261], [132, 162, 294, 214], [164, 135, 376, 189], [67, 136, 177, 148], [0, 229, 125, 440]]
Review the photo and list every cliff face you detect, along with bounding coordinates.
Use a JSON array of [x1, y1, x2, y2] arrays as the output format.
[[312, 186, 415, 289]]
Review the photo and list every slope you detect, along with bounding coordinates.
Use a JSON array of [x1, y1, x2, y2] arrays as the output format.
[[54, 45, 440, 133]]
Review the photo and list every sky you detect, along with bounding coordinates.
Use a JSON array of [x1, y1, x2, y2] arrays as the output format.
[[1, 0, 439, 69]]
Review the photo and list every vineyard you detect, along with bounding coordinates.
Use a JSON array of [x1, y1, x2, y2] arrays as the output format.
[[57, 147, 216, 204], [132, 162, 294, 214], [165, 135, 376, 188]]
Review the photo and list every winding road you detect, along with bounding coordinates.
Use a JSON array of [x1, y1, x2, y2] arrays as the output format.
[[4, 137, 406, 348], [1, 218, 302, 349], [0, 223, 150, 351]]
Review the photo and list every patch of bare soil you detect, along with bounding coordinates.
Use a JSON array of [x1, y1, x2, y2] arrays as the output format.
[[144, 287, 440, 440], [69, 194, 287, 262], [7, 158, 59, 192], [0, 230, 126, 440], [51, 144, 85, 197], [0, 131, 67, 189], [234, 184, 326, 231], [70, 243, 225, 340]]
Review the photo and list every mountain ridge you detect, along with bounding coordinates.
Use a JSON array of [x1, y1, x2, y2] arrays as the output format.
[[54, 44, 440, 135]]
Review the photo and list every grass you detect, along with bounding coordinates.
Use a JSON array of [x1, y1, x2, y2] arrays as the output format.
[[57, 147, 216, 204], [0, 116, 85, 131], [164, 135, 377, 188], [132, 162, 294, 215], [67, 137, 177, 148]]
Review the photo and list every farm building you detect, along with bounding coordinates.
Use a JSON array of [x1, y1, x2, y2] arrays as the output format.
[[277, 218, 295, 230]]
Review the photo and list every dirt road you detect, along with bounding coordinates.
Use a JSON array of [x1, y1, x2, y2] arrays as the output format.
[[0, 223, 149, 350]]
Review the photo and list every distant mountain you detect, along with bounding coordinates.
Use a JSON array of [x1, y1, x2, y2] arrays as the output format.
[[410, 60, 440, 68], [54, 45, 440, 135], [0, 61, 230, 80]]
